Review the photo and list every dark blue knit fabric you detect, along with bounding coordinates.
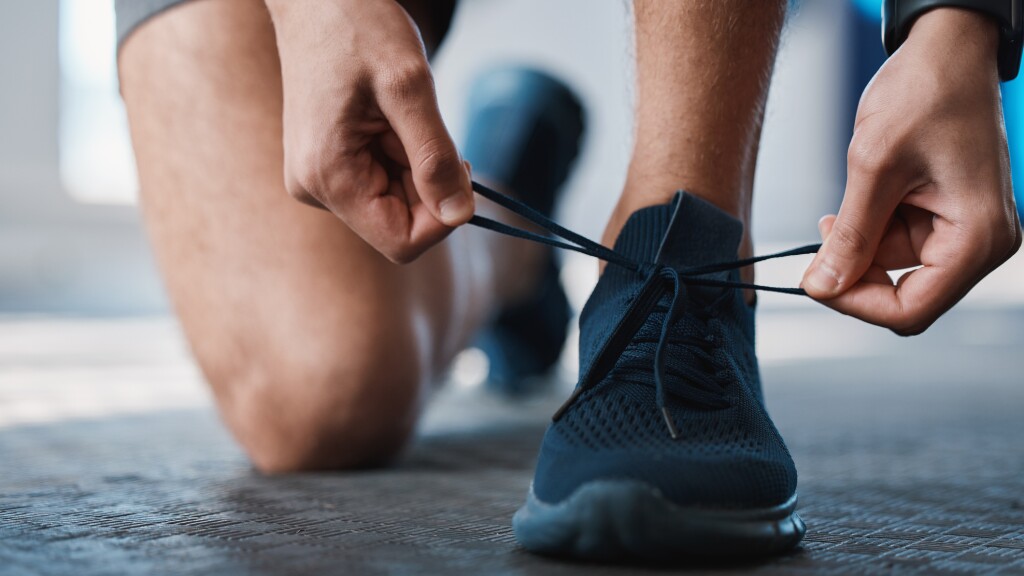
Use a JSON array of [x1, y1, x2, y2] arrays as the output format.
[[530, 194, 797, 509]]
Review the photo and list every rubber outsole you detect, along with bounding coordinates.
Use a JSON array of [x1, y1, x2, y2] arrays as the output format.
[[513, 480, 805, 561]]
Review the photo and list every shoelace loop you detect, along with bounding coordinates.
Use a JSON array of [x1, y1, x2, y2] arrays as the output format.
[[468, 181, 820, 438]]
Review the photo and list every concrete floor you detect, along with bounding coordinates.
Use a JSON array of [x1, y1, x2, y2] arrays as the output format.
[[1, 306, 1024, 574]]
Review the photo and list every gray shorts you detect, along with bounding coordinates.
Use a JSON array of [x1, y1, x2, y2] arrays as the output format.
[[115, 0, 193, 48], [115, 0, 458, 55]]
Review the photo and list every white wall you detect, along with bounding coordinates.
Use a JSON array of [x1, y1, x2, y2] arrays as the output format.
[[0, 0, 164, 314]]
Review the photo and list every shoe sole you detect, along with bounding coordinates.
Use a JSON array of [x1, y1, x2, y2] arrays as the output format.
[[513, 480, 805, 561]]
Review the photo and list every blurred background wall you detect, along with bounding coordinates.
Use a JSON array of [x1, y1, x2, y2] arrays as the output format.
[[0, 0, 1019, 315], [1, 0, 159, 314]]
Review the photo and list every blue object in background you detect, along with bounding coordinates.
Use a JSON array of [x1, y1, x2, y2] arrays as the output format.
[[1004, 81, 1024, 218], [849, 0, 1024, 219], [851, 0, 882, 20], [845, 0, 888, 203]]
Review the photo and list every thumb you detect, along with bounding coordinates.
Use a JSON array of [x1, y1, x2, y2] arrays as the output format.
[[802, 175, 900, 299], [377, 69, 474, 227]]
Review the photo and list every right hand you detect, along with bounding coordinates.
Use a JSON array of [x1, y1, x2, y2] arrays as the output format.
[[800, 9, 1020, 335], [266, 0, 473, 263]]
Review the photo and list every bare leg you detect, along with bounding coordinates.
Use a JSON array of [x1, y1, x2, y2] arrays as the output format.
[[119, 0, 506, 472], [605, 0, 787, 282]]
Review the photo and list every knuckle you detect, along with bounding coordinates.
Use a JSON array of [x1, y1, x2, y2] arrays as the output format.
[[891, 323, 927, 337], [829, 220, 871, 257], [287, 187, 316, 207], [284, 174, 319, 207], [288, 145, 325, 195], [415, 140, 460, 184], [385, 243, 422, 265], [889, 309, 931, 337], [994, 228, 1018, 259], [847, 133, 894, 176], [283, 174, 306, 202], [285, 142, 349, 210], [997, 214, 1023, 257], [379, 60, 432, 99], [975, 210, 1021, 261]]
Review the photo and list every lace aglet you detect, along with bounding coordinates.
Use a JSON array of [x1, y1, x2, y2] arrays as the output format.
[[661, 407, 680, 439]]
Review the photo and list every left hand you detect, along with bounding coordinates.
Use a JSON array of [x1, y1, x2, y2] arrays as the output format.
[[801, 8, 1022, 335]]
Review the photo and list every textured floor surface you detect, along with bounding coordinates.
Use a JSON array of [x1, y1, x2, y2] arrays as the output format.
[[2, 307, 1024, 575]]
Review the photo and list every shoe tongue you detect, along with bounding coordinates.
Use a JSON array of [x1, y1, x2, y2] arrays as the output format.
[[613, 192, 744, 270]]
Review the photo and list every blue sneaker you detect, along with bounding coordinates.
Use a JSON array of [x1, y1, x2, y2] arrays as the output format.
[[511, 193, 805, 560], [463, 68, 585, 395]]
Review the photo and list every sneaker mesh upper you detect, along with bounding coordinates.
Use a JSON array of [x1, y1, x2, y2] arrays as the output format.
[[530, 195, 798, 510]]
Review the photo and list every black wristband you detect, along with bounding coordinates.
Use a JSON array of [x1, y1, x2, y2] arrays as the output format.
[[882, 0, 1024, 81]]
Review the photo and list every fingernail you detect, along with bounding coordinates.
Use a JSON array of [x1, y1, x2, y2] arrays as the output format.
[[804, 261, 840, 295], [438, 194, 472, 226]]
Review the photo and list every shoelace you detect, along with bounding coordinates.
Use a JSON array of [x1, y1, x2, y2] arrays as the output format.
[[468, 181, 820, 438], [609, 293, 733, 411]]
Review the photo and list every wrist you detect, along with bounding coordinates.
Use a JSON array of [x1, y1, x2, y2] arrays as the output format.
[[905, 8, 1001, 71]]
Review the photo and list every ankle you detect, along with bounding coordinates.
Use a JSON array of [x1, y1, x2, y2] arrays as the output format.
[[602, 176, 756, 304], [603, 174, 750, 247]]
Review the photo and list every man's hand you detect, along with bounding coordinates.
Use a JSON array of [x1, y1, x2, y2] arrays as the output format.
[[266, 0, 473, 263], [802, 8, 1022, 335]]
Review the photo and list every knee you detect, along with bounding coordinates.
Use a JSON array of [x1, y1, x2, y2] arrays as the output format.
[[205, 328, 426, 473]]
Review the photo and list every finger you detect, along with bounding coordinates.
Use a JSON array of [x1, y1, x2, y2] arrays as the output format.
[[336, 132, 450, 263], [873, 215, 921, 271], [873, 205, 935, 270], [816, 262, 978, 336], [339, 167, 449, 264], [815, 222, 983, 335], [822, 207, 935, 272], [379, 131, 409, 168], [376, 65, 474, 228], [355, 164, 451, 263], [821, 218, 894, 288], [879, 206, 934, 271], [380, 159, 472, 261], [334, 135, 465, 263], [282, 161, 330, 211], [290, 188, 330, 212], [399, 167, 452, 257], [817, 214, 834, 239], [860, 263, 897, 285], [802, 154, 905, 299], [870, 211, 916, 271]]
